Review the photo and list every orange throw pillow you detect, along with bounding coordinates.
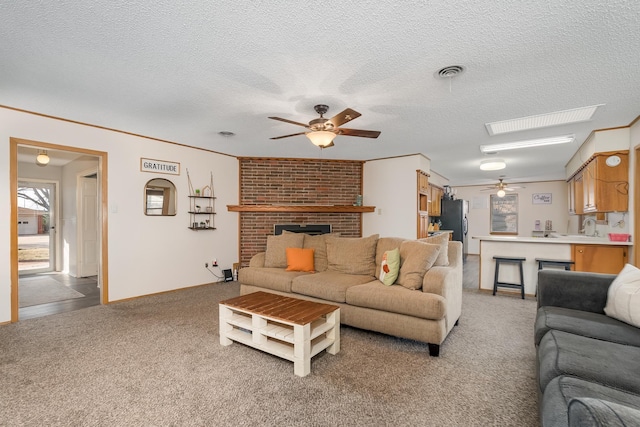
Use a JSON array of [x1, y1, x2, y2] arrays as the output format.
[[285, 247, 315, 272]]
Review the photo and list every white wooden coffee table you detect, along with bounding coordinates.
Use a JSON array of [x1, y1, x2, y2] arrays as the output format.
[[219, 291, 340, 377]]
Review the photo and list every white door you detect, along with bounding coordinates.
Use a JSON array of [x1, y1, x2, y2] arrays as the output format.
[[78, 176, 99, 277]]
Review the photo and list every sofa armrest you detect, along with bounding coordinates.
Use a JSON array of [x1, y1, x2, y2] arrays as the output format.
[[537, 270, 615, 314], [568, 397, 640, 427], [249, 252, 266, 268], [422, 240, 463, 296]]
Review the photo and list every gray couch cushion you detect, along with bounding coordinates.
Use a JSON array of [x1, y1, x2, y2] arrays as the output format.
[[346, 281, 445, 320], [238, 267, 310, 293], [535, 306, 640, 347], [569, 397, 640, 427], [291, 271, 374, 303], [543, 376, 640, 427], [538, 330, 640, 395]]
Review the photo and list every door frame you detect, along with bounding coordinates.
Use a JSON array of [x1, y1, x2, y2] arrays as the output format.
[[77, 168, 99, 278], [17, 179, 59, 274], [10, 138, 109, 323]]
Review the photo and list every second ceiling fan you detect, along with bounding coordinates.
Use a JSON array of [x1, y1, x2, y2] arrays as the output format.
[[269, 104, 381, 148]]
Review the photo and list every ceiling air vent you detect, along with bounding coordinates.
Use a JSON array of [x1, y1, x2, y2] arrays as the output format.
[[436, 65, 465, 79]]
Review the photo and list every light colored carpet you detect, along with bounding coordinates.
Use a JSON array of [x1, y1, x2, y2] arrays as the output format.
[[18, 277, 85, 307], [0, 283, 539, 426]]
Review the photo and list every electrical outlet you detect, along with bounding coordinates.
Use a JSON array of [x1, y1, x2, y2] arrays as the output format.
[[205, 262, 208, 268]]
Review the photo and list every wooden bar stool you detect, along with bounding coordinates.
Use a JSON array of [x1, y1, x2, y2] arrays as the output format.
[[534, 258, 574, 296], [493, 256, 526, 299]]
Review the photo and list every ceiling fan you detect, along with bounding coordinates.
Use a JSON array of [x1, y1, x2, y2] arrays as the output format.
[[269, 104, 381, 148], [482, 178, 525, 197]]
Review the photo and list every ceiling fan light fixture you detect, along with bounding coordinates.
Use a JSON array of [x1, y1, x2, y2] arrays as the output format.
[[479, 134, 575, 153], [496, 189, 506, 198], [479, 158, 506, 171], [36, 150, 50, 166], [306, 130, 336, 147]]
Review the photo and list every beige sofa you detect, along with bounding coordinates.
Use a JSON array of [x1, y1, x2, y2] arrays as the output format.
[[238, 233, 463, 356]]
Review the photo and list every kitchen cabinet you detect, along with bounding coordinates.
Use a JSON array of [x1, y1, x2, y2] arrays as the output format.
[[428, 184, 443, 217], [579, 152, 628, 213], [417, 170, 430, 238], [567, 178, 576, 215], [573, 173, 584, 215], [572, 244, 628, 274]]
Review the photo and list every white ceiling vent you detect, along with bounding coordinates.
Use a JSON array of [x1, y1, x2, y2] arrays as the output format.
[[436, 65, 465, 79]]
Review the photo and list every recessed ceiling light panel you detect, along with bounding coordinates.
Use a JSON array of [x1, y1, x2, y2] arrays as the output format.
[[479, 159, 506, 171], [480, 134, 575, 153], [485, 105, 603, 136]]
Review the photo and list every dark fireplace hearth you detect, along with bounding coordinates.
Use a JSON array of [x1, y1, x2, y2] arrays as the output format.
[[274, 224, 332, 235]]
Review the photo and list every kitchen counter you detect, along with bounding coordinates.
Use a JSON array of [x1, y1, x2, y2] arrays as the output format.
[[473, 234, 631, 295], [473, 234, 632, 246]]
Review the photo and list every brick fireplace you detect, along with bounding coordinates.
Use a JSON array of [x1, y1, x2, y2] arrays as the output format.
[[232, 157, 368, 266]]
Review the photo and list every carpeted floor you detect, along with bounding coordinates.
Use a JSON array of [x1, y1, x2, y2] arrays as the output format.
[[0, 283, 539, 426]]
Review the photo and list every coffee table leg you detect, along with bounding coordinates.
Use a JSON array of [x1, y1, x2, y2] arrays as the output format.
[[219, 305, 233, 346], [293, 323, 311, 377], [326, 309, 340, 355]]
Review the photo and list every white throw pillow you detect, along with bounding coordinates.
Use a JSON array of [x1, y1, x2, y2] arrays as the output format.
[[604, 263, 640, 328]]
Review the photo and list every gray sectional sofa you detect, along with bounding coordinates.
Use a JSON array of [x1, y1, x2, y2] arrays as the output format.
[[238, 232, 463, 356], [535, 269, 640, 426]]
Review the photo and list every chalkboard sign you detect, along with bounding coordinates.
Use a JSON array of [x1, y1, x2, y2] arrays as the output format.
[[490, 194, 518, 234]]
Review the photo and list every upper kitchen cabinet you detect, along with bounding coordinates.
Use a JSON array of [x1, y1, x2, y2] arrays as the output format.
[[579, 151, 628, 213], [427, 183, 443, 217]]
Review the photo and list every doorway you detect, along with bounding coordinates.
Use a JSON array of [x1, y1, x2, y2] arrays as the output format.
[[17, 180, 56, 275], [10, 138, 109, 323]]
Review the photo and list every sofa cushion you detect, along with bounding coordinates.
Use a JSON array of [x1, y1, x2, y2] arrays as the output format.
[[346, 281, 446, 320], [379, 248, 400, 286], [535, 306, 640, 347], [375, 237, 405, 279], [264, 233, 304, 268], [397, 241, 440, 290], [419, 232, 449, 266], [538, 329, 640, 395], [569, 397, 640, 427], [326, 234, 378, 276], [301, 233, 339, 272], [604, 263, 640, 328], [285, 247, 315, 272], [291, 271, 374, 303], [542, 375, 640, 427], [238, 267, 310, 293]]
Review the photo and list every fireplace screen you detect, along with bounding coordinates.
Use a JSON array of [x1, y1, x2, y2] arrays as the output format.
[[274, 224, 332, 235]]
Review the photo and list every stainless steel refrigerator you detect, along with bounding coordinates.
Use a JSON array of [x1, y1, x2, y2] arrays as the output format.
[[439, 199, 468, 261]]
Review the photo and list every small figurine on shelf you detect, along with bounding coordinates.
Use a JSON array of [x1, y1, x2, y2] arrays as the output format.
[[195, 189, 200, 196], [196, 205, 201, 212]]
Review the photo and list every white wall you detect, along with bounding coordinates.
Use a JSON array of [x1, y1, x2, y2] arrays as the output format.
[[0, 108, 239, 322], [453, 180, 569, 254], [363, 154, 431, 239]]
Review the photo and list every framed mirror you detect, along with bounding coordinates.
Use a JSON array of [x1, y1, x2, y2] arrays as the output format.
[[144, 178, 177, 216]]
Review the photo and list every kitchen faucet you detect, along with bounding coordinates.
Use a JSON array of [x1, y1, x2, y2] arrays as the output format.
[[580, 217, 597, 237]]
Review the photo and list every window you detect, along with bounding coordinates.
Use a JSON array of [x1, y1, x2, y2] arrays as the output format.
[[490, 194, 518, 234]]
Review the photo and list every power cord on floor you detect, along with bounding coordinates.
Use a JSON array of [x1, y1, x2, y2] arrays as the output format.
[[206, 265, 225, 282]]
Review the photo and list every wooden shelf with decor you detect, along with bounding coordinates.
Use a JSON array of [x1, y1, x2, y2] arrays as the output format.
[[227, 205, 375, 213], [417, 170, 430, 238], [188, 170, 216, 230]]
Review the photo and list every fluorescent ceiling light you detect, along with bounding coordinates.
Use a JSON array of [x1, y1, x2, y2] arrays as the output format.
[[479, 134, 575, 153], [479, 159, 506, 171], [485, 105, 603, 136]]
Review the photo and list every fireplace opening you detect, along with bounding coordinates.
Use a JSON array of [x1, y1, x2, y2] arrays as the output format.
[[274, 224, 332, 235]]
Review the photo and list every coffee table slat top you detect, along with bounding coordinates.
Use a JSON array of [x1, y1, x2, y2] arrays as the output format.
[[220, 292, 338, 325]]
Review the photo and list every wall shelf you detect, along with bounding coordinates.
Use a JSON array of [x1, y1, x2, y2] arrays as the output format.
[[226, 205, 375, 213], [188, 170, 216, 230]]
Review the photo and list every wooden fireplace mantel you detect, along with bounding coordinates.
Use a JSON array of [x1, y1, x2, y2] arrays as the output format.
[[226, 205, 376, 213]]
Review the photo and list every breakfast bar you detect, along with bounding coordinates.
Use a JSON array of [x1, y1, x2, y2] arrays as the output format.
[[473, 235, 631, 296]]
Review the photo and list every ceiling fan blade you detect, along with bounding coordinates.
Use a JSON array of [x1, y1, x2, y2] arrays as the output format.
[[270, 132, 307, 140], [268, 117, 310, 128], [337, 128, 381, 138], [328, 108, 361, 127]]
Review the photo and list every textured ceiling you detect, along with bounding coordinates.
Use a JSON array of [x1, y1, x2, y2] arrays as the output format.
[[3, 1, 640, 186]]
